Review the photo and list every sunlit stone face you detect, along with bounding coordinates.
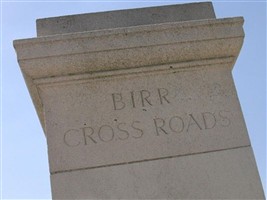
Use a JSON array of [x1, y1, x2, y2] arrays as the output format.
[[14, 2, 264, 199]]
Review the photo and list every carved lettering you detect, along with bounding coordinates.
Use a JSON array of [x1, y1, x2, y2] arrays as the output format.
[[98, 125, 114, 142], [81, 127, 97, 144], [202, 112, 216, 129], [154, 118, 169, 135], [112, 93, 125, 110], [218, 110, 231, 127], [63, 110, 232, 147], [169, 116, 184, 133], [117, 123, 130, 140], [140, 90, 152, 107], [158, 88, 170, 104], [130, 91, 136, 108], [186, 114, 203, 132], [111, 88, 171, 111], [64, 129, 81, 147], [131, 121, 144, 138]]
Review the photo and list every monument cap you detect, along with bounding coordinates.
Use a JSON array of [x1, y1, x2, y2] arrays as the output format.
[[36, 2, 215, 36]]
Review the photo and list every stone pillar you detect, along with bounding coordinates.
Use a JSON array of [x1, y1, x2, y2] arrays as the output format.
[[14, 2, 264, 199]]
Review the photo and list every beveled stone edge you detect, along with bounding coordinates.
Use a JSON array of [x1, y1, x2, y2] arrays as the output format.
[[14, 17, 244, 80], [14, 17, 243, 53], [34, 57, 235, 86], [36, 2, 215, 36], [13, 17, 244, 134]]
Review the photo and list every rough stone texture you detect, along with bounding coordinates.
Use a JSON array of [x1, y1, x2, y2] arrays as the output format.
[[13, 2, 265, 199], [36, 2, 215, 36], [14, 17, 244, 129], [51, 146, 264, 199], [40, 62, 250, 173]]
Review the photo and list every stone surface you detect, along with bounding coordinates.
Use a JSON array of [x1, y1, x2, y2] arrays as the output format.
[[36, 2, 215, 36], [40, 61, 250, 173], [14, 17, 244, 129], [13, 2, 265, 199], [51, 146, 264, 199]]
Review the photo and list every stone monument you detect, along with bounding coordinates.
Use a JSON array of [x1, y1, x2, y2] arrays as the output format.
[[14, 2, 264, 199]]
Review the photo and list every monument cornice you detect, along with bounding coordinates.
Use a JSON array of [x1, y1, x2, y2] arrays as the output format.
[[13, 16, 244, 133], [14, 17, 244, 79]]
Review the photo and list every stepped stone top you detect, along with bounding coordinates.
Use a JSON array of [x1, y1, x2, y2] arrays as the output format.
[[36, 2, 215, 36], [14, 2, 244, 132]]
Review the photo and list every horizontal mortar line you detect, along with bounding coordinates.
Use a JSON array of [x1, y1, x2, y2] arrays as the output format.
[[15, 17, 243, 45], [34, 57, 234, 86], [51, 144, 251, 175], [18, 35, 243, 61]]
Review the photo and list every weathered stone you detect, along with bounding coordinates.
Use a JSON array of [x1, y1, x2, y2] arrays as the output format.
[[51, 147, 264, 199], [14, 16, 244, 130], [36, 2, 215, 36], [14, 2, 264, 199], [40, 62, 250, 173]]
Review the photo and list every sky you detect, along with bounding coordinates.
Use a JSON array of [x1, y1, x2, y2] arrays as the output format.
[[1, 0, 266, 199]]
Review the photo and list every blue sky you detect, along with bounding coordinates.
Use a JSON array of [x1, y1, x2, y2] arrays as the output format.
[[1, 0, 266, 199]]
